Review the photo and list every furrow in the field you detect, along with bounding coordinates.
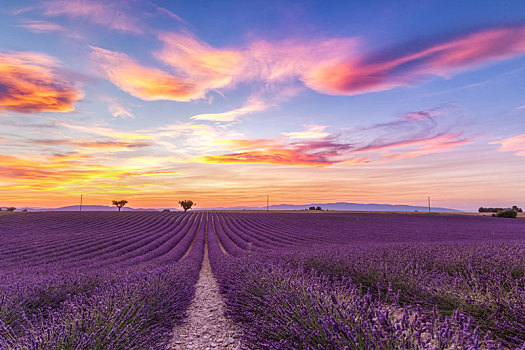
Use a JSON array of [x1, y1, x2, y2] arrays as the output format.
[[210, 213, 230, 255], [227, 213, 297, 246], [2, 212, 181, 267], [179, 212, 205, 260], [215, 214, 252, 250], [169, 214, 240, 350], [124, 212, 203, 264], [213, 213, 247, 255], [230, 213, 306, 246], [0, 212, 164, 261], [219, 214, 271, 250], [72, 212, 194, 266]]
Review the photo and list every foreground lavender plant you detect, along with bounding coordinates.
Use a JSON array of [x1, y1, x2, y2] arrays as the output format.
[[0, 212, 205, 349], [1, 211, 524, 349]]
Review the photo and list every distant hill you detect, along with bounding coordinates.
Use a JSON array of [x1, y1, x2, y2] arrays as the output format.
[[204, 202, 462, 212], [17, 202, 462, 212], [25, 205, 159, 212]]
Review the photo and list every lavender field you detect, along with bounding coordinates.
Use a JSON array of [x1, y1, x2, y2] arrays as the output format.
[[1, 212, 524, 349]]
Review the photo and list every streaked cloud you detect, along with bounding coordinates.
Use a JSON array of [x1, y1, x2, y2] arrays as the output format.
[[0, 51, 82, 113], [93, 25, 525, 106], [17, 20, 66, 33], [490, 134, 525, 156], [39, 0, 143, 34], [306, 26, 525, 95], [196, 107, 472, 166], [282, 125, 330, 139], [197, 138, 358, 167], [91, 46, 200, 101], [191, 95, 270, 121]]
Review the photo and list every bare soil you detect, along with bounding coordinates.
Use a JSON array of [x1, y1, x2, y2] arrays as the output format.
[[170, 245, 241, 350]]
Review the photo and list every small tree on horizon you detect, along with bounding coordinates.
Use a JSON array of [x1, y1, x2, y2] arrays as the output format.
[[6, 207, 16, 212], [112, 200, 128, 212], [179, 200, 195, 212]]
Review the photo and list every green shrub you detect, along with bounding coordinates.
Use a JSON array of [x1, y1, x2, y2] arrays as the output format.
[[496, 210, 517, 218]]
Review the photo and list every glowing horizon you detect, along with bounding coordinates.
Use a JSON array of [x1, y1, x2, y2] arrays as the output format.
[[0, 1, 524, 211]]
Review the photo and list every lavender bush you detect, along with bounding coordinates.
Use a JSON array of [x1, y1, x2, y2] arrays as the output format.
[[1, 211, 524, 349], [0, 212, 205, 349]]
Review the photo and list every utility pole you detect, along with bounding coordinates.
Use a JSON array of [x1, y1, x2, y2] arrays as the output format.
[[267, 194, 269, 211], [80, 194, 83, 212], [428, 196, 431, 213]]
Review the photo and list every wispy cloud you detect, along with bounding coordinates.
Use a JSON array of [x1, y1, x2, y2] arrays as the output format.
[[282, 125, 330, 139], [191, 95, 270, 121], [107, 99, 134, 118], [89, 24, 525, 118], [490, 134, 525, 156], [39, 0, 143, 34], [306, 26, 525, 95], [91, 46, 201, 101], [0, 51, 82, 113], [17, 20, 66, 33], [196, 106, 472, 166], [197, 138, 360, 167]]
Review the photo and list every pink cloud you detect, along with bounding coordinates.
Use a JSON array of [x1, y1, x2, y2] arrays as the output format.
[[40, 0, 142, 34], [197, 107, 472, 167], [91, 24, 525, 108], [198, 132, 472, 167], [0, 51, 82, 113], [491, 134, 525, 156], [17, 20, 66, 33], [305, 26, 525, 95], [198, 138, 358, 166]]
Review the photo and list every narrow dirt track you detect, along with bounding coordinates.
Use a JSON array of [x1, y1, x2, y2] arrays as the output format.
[[170, 241, 241, 349]]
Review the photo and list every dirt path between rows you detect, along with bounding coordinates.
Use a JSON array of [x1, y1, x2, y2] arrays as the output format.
[[170, 241, 241, 349]]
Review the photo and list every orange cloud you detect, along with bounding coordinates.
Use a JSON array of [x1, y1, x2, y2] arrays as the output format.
[[305, 26, 525, 95], [0, 51, 82, 113], [197, 138, 358, 166], [32, 138, 150, 152], [196, 113, 472, 167], [91, 46, 201, 101], [490, 134, 525, 156], [0, 152, 182, 196], [97, 25, 525, 105], [156, 32, 244, 89]]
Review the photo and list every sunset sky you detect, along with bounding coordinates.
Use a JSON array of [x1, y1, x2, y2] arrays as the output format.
[[0, 0, 524, 211]]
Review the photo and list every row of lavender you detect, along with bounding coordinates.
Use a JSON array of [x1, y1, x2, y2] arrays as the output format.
[[0, 212, 206, 349], [208, 212, 525, 349]]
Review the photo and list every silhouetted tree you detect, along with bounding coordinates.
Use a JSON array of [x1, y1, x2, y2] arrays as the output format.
[[6, 207, 16, 212], [316, 206, 322, 211], [479, 206, 522, 213], [112, 200, 128, 212], [179, 200, 195, 212], [309, 206, 316, 210], [496, 209, 518, 218]]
